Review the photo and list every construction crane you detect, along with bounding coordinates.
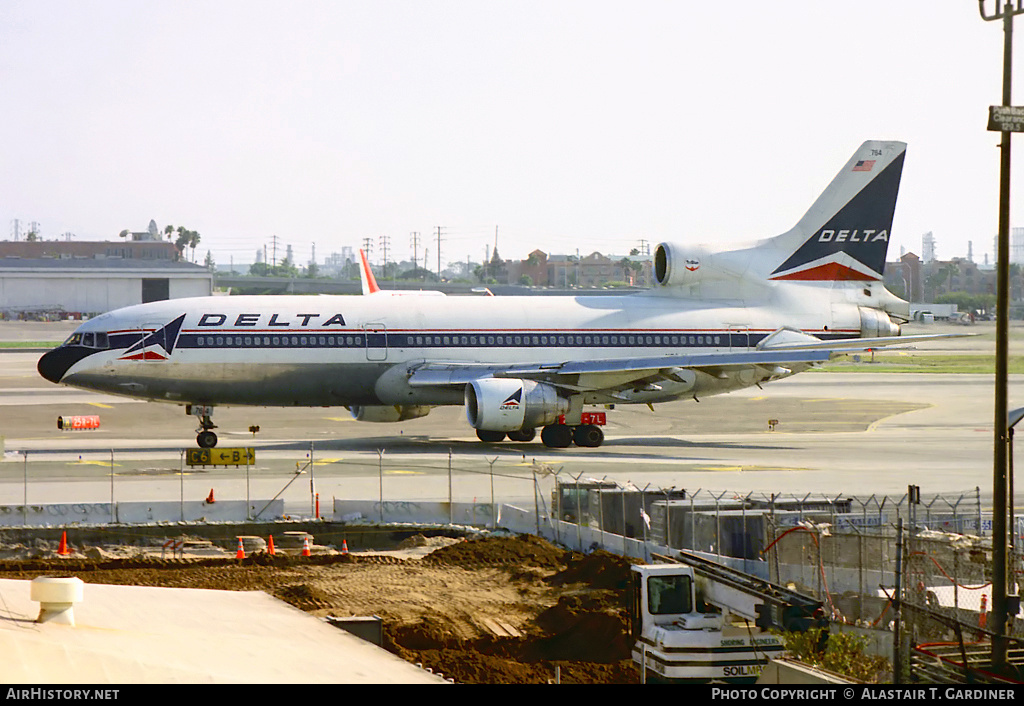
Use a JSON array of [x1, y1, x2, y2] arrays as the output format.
[[631, 551, 827, 683]]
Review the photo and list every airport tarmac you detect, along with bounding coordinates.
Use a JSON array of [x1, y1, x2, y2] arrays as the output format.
[[1, 319, 1020, 512]]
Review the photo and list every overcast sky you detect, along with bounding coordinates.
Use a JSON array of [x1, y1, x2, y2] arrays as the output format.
[[1, 1, 1020, 271]]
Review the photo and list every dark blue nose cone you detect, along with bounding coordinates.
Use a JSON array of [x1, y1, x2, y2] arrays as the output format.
[[37, 347, 93, 384]]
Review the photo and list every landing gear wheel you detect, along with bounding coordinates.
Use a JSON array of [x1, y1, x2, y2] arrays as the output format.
[[476, 429, 506, 443], [541, 424, 573, 448], [197, 431, 218, 448], [507, 428, 536, 442], [189, 404, 218, 448], [572, 424, 604, 448]]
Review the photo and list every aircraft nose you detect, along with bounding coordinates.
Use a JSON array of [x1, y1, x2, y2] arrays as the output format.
[[37, 347, 88, 384]]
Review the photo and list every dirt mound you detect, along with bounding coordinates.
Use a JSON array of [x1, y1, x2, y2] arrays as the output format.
[[389, 615, 462, 651], [424, 534, 567, 570], [275, 582, 336, 611], [0, 532, 640, 683], [531, 592, 632, 662], [549, 549, 633, 591], [403, 648, 637, 684]]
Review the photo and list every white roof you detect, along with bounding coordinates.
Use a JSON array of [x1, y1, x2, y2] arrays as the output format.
[[0, 578, 446, 684]]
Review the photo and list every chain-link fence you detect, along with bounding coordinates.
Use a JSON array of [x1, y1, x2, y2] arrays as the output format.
[[6, 445, 1024, 681], [546, 478, 1024, 683]]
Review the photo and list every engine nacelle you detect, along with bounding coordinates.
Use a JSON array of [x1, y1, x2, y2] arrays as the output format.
[[349, 405, 432, 423], [465, 378, 569, 432], [653, 241, 747, 288], [859, 307, 900, 338]]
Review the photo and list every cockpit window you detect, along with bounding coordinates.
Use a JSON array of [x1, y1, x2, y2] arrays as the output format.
[[63, 332, 109, 349]]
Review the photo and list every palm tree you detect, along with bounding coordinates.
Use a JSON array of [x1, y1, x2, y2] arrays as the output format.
[[173, 227, 201, 262]]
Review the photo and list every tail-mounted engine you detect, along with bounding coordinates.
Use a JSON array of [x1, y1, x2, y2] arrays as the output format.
[[465, 378, 568, 432], [858, 306, 899, 338], [653, 242, 748, 288], [349, 405, 432, 423]]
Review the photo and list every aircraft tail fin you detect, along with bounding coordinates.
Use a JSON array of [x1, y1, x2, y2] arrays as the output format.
[[766, 140, 906, 282], [359, 249, 381, 295]]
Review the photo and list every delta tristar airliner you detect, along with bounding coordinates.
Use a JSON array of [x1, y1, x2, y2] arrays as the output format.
[[39, 140, 947, 449]]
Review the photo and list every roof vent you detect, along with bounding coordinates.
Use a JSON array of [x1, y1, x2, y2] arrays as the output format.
[[30, 577, 84, 626]]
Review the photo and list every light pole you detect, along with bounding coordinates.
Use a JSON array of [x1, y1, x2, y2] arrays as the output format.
[[1007, 407, 1024, 608], [980, 0, 1024, 669]]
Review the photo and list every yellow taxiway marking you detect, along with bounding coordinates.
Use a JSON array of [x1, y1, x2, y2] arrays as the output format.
[[386, 470, 424, 475], [87, 402, 114, 409], [70, 460, 119, 467], [312, 458, 343, 465], [747, 396, 768, 401], [324, 417, 354, 422]]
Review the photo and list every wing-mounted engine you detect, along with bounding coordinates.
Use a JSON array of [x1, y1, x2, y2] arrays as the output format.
[[465, 378, 568, 432], [653, 242, 752, 289], [349, 405, 432, 423]]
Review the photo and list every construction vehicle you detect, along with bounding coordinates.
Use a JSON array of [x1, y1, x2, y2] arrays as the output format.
[[630, 551, 827, 683]]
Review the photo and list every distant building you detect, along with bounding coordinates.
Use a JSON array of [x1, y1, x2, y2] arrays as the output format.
[[0, 238, 180, 261], [502, 250, 652, 288], [0, 233, 210, 317], [884, 252, 923, 302], [886, 253, 1001, 304], [0, 258, 213, 317]]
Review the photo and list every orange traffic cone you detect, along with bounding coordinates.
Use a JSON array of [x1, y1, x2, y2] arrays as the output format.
[[341, 539, 349, 555], [57, 531, 70, 556], [236, 537, 245, 559], [301, 536, 311, 557], [267, 535, 276, 556], [206, 489, 215, 504]]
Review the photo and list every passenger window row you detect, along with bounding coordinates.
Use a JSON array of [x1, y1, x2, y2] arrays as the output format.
[[186, 333, 726, 348]]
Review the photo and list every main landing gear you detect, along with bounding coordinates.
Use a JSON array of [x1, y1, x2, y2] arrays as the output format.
[[542, 423, 604, 449], [476, 423, 604, 448], [187, 404, 218, 448]]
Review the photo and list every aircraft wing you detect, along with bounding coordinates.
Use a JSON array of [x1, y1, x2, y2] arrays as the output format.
[[405, 330, 972, 395], [406, 348, 832, 394], [755, 330, 974, 352]]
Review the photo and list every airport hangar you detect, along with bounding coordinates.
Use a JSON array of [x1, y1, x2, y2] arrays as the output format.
[[0, 257, 213, 317]]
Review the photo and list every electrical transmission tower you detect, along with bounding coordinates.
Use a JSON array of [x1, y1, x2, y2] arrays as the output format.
[[410, 232, 421, 271], [379, 234, 391, 277], [435, 226, 445, 280]]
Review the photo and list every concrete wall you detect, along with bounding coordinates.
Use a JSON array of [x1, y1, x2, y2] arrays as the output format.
[[0, 499, 283, 526], [333, 499, 500, 527]]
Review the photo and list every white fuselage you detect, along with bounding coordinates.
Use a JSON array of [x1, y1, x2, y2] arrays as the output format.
[[50, 285, 862, 409]]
